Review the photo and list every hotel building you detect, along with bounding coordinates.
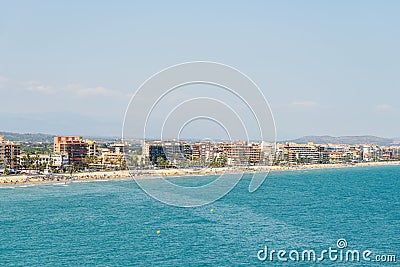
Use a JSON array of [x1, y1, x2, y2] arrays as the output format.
[[145, 140, 192, 165], [283, 142, 321, 164], [0, 136, 20, 169], [54, 136, 88, 165]]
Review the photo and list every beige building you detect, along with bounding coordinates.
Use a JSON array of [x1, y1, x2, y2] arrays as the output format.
[[0, 136, 20, 169], [284, 142, 320, 164], [218, 141, 262, 166], [54, 136, 88, 165], [85, 139, 98, 157], [110, 142, 128, 154]]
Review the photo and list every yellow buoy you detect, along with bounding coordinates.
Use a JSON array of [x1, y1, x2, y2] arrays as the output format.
[[157, 230, 161, 235], [210, 209, 215, 213]]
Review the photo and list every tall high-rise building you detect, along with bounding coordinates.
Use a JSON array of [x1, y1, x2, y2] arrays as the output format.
[[145, 140, 191, 165], [85, 139, 98, 157], [0, 136, 20, 169], [54, 136, 88, 165]]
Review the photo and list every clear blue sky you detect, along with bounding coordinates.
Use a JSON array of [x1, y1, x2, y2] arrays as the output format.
[[1, 1, 399, 139]]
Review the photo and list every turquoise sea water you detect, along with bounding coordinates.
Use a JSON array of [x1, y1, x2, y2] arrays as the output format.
[[1, 166, 399, 266]]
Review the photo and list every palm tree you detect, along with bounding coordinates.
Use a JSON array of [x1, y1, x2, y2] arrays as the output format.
[[32, 154, 40, 171], [157, 157, 168, 168]]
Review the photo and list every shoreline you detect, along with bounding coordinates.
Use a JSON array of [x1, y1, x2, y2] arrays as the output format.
[[1, 161, 399, 187]]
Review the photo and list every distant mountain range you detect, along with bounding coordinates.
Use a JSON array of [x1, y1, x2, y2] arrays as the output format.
[[0, 131, 119, 143], [1, 131, 399, 145], [285, 135, 398, 146], [0, 132, 54, 143]]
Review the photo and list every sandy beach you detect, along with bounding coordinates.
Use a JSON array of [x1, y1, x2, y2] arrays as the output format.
[[1, 161, 399, 186]]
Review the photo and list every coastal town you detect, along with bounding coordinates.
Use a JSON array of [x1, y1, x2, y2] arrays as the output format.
[[1, 134, 400, 184], [0, 135, 128, 175], [143, 140, 400, 167]]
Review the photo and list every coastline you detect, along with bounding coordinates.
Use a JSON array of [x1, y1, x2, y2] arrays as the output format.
[[1, 161, 399, 186]]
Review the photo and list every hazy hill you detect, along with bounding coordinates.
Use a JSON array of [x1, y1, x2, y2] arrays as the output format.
[[286, 135, 396, 146], [1, 131, 398, 146], [0, 131, 119, 143], [0, 131, 54, 143]]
